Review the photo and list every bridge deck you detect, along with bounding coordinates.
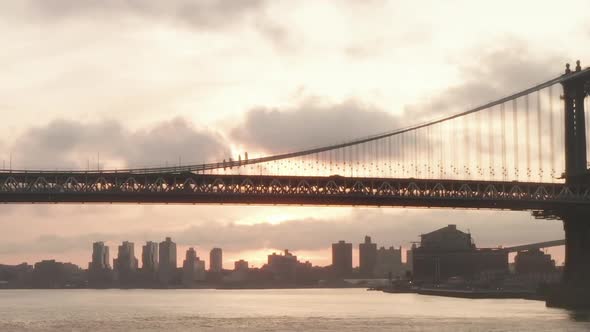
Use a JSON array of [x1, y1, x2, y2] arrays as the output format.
[[1, 172, 590, 213]]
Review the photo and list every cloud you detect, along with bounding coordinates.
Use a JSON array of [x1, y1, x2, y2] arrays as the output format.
[[4, 0, 299, 52], [170, 209, 564, 252], [11, 0, 266, 29], [404, 40, 565, 121], [231, 98, 402, 153], [8, 117, 229, 169], [254, 15, 300, 52], [343, 28, 432, 60]]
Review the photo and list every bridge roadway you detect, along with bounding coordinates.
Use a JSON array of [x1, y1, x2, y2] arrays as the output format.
[[1, 171, 590, 212]]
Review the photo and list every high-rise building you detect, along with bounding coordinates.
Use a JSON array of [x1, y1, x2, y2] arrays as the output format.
[[114, 241, 138, 270], [374, 246, 403, 278], [234, 260, 249, 271], [267, 250, 298, 281], [159, 237, 177, 285], [359, 236, 377, 277], [227, 260, 250, 283], [210, 248, 223, 272], [88, 242, 113, 286], [142, 241, 158, 273], [406, 244, 416, 273], [114, 241, 138, 284], [332, 240, 352, 278], [89, 241, 110, 270], [182, 248, 206, 286]]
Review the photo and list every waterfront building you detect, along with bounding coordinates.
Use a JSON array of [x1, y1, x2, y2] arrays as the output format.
[[359, 236, 377, 277], [182, 248, 206, 286], [32, 260, 84, 288], [515, 249, 556, 274], [332, 240, 353, 278], [32, 260, 63, 288], [158, 237, 177, 285], [0, 263, 33, 288], [420, 224, 474, 251], [210, 248, 223, 272], [412, 225, 508, 282]]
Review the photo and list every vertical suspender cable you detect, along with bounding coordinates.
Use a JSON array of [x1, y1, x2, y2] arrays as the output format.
[[465, 114, 470, 178], [372, 139, 376, 176], [525, 94, 531, 180], [363, 141, 367, 176], [349, 145, 353, 177], [401, 133, 405, 177], [395, 135, 399, 177], [489, 107, 494, 180], [388, 136, 392, 177], [513, 98, 519, 180], [427, 125, 432, 178], [379, 139, 387, 176], [476, 111, 482, 176], [413, 130, 418, 177], [328, 150, 334, 175], [417, 128, 422, 177], [439, 123, 444, 178], [537, 90, 543, 182], [501, 103, 507, 180], [452, 119, 457, 177], [549, 86, 555, 181], [374, 138, 377, 174]]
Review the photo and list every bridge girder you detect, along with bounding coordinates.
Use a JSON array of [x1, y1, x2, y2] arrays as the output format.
[[1, 173, 590, 213]]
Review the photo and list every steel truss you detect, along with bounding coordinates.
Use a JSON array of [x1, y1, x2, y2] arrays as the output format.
[[1, 172, 590, 213]]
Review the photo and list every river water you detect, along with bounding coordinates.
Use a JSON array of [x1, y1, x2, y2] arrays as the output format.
[[0, 289, 589, 331]]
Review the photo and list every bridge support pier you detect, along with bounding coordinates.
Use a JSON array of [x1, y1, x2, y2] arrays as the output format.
[[563, 217, 590, 284], [546, 214, 590, 308]]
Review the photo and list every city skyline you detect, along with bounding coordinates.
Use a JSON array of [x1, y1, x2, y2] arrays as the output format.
[[84, 235, 412, 271], [3, 229, 563, 271], [1, 224, 562, 291]]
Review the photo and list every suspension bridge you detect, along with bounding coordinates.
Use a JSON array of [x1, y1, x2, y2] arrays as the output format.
[[2, 60, 590, 307]]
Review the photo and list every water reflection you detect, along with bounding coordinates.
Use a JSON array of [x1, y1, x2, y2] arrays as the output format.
[[0, 289, 589, 331], [568, 310, 590, 322]]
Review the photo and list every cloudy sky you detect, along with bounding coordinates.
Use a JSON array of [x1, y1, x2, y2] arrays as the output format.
[[1, 0, 588, 268]]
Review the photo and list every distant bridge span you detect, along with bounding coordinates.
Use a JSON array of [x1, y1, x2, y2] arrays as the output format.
[[502, 239, 566, 253]]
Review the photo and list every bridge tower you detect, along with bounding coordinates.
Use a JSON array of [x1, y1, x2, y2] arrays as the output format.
[[563, 61, 589, 180], [549, 61, 590, 307]]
